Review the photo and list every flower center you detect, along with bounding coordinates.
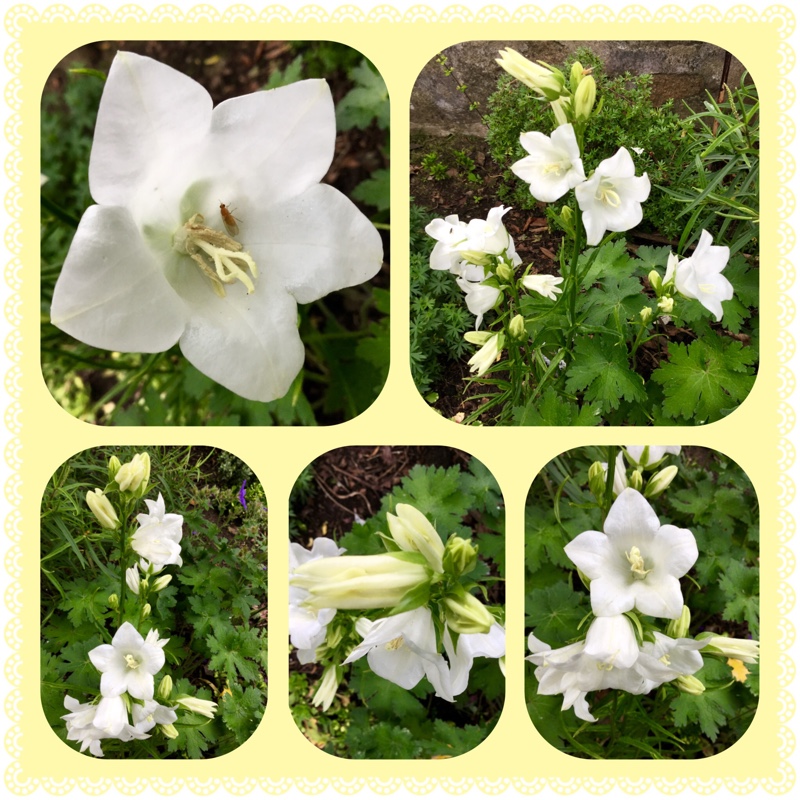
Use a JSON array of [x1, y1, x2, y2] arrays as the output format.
[[173, 213, 258, 298], [625, 546, 651, 580], [543, 159, 571, 177], [124, 653, 141, 670], [659, 654, 671, 666], [595, 661, 614, 671], [385, 636, 405, 651], [595, 178, 621, 208]]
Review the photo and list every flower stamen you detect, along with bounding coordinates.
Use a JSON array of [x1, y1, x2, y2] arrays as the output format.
[[625, 546, 652, 580], [595, 179, 622, 208], [124, 653, 141, 670], [385, 636, 405, 651], [174, 213, 258, 297]]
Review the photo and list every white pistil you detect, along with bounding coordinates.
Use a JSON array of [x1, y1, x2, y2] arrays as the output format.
[[174, 213, 258, 297], [124, 654, 141, 670]]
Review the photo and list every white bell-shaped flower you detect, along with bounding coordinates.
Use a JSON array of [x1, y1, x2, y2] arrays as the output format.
[[673, 230, 733, 321], [131, 493, 184, 568], [575, 147, 651, 245], [564, 488, 698, 620], [88, 622, 168, 701], [49, 51, 383, 402], [512, 124, 586, 203], [343, 607, 454, 701]]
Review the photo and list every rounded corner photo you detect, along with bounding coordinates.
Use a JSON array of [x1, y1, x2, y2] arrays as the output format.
[[40, 445, 268, 758], [410, 41, 758, 426], [524, 444, 759, 758], [288, 445, 505, 759], [41, 40, 389, 426]]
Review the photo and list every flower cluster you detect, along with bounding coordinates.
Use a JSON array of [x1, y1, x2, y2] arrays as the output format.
[[289, 503, 505, 710], [63, 452, 218, 756], [49, 51, 383, 402], [527, 452, 759, 723]]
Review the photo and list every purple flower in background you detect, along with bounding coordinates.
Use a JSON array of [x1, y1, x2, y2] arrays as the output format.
[[239, 480, 248, 510]]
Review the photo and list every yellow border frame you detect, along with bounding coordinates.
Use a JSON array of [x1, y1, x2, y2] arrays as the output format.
[[3, 1, 796, 794]]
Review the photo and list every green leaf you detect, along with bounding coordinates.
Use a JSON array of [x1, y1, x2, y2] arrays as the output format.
[[718, 561, 759, 635], [651, 336, 756, 422], [206, 623, 264, 684], [351, 169, 390, 212], [220, 684, 264, 744], [671, 685, 737, 742], [525, 582, 586, 643], [565, 336, 647, 411], [512, 388, 602, 426], [336, 60, 389, 130], [579, 273, 647, 327]]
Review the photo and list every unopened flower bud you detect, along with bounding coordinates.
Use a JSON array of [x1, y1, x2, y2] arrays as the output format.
[[495, 263, 515, 283], [496, 48, 566, 100], [560, 205, 573, 225], [151, 574, 173, 592], [125, 565, 140, 595], [158, 675, 173, 701], [648, 270, 663, 295], [639, 307, 653, 324], [628, 469, 643, 492], [86, 489, 119, 530], [107, 456, 122, 482], [569, 61, 584, 91], [588, 461, 606, 499], [115, 452, 151, 495], [509, 314, 527, 341], [176, 695, 218, 719], [657, 296, 674, 314], [666, 605, 691, 640], [699, 635, 760, 664], [574, 74, 596, 120], [311, 665, 340, 712], [459, 249, 492, 268], [443, 535, 479, 577], [644, 465, 678, 498], [142, 603, 152, 620], [675, 674, 705, 695], [291, 553, 432, 610], [387, 504, 445, 573], [443, 587, 495, 635], [159, 723, 179, 739], [464, 330, 493, 346], [108, 593, 119, 610]]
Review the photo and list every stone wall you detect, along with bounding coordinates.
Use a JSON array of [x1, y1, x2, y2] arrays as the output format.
[[411, 41, 747, 138]]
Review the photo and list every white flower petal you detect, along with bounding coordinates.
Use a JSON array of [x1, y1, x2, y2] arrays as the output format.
[[177, 271, 305, 402], [89, 51, 211, 206], [50, 206, 188, 352], [209, 80, 335, 206], [256, 184, 383, 305]]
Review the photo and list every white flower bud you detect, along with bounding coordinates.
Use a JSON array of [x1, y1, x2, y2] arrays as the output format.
[[86, 489, 119, 530]]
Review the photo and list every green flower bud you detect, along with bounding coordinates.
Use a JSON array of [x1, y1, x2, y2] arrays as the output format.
[[443, 535, 479, 577], [648, 270, 663, 295], [158, 675, 174, 701], [509, 314, 527, 341], [151, 574, 172, 592], [86, 489, 119, 530], [115, 452, 151, 496], [675, 674, 705, 696], [639, 307, 653, 324], [159, 723, 179, 739], [570, 61, 584, 91], [495, 263, 515, 283], [588, 461, 606, 499], [574, 74, 596, 120], [108, 593, 119, 611], [644, 465, 678, 499], [443, 586, 494, 635], [628, 469, 643, 492], [142, 603, 152, 620], [107, 456, 122, 482], [666, 605, 691, 639], [560, 205, 573, 224]]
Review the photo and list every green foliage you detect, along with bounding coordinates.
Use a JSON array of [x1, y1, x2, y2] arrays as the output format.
[[660, 74, 759, 256], [41, 447, 267, 759], [484, 48, 687, 238], [525, 447, 759, 758]]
